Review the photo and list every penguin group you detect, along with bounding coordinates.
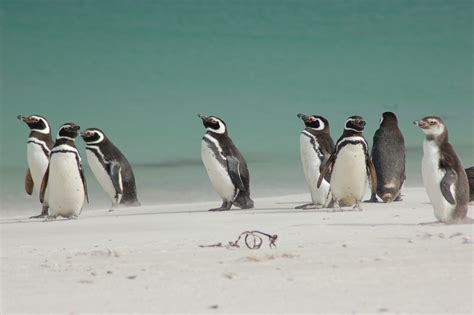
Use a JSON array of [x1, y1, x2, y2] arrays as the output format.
[[18, 115, 140, 219], [18, 112, 472, 224]]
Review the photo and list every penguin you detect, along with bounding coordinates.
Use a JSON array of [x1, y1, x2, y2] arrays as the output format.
[[414, 116, 470, 224], [465, 167, 474, 202], [198, 114, 254, 211], [81, 128, 140, 210], [40, 123, 88, 219], [317, 116, 377, 210], [368, 112, 406, 203], [17, 115, 54, 218], [296, 113, 334, 209]]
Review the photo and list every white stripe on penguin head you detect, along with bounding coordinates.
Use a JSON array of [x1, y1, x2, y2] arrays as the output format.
[[206, 117, 226, 134], [30, 115, 51, 134]]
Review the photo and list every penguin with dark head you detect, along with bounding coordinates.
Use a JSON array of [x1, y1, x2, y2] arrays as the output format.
[[198, 114, 254, 211], [414, 116, 470, 224], [17, 115, 54, 218], [318, 116, 377, 211], [296, 113, 334, 209], [368, 112, 406, 203], [40, 123, 88, 219], [81, 128, 140, 210]]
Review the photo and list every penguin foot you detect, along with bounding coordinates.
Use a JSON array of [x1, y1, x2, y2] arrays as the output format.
[[330, 200, 342, 212], [353, 202, 363, 211], [209, 207, 230, 212], [364, 193, 379, 203], [209, 201, 232, 212], [394, 195, 403, 202], [30, 206, 49, 219], [29, 213, 49, 219], [365, 198, 379, 203], [295, 203, 323, 210]]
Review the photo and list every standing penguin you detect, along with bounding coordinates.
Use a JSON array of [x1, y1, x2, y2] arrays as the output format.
[[40, 123, 88, 219], [296, 113, 334, 209], [414, 116, 470, 224], [81, 128, 140, 210], [17, 115, 54, 218], [318, 116, 377, 210], [198, 114, 254, 211], [368, 112, 406, 203]]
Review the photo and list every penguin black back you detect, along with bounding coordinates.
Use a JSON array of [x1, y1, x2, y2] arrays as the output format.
[[370, 112, 406, 202], [198, 114, 253, 210], [82, 128, 139, 206]]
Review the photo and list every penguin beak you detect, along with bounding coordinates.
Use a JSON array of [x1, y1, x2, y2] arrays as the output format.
[[68, 125, 80, 132], [17, 115, 28, 122], [297, 113, 313, 123], [413, 120, 429, 129], [197, 113, 208, 120]]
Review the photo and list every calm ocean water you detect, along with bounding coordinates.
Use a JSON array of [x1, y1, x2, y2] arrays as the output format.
[[1, 1, 473, 215]]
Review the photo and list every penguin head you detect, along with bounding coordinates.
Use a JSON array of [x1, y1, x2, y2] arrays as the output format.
[[81, 128, 106, 144], [413, 116, 445, 137], [297, 113, 329, 132], [17, 115, 51, 134], [197, 114, 227, 134], [344, 116, 366, 133], [57, 123, 80, 140], [379, 112, 398, 126]]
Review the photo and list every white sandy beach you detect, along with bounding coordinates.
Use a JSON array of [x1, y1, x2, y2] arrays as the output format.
[[1, 187, 473, 314]]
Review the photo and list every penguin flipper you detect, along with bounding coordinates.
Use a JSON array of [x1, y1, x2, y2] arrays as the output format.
[[440, 169, 457, 205], [226, 156, 246, 192], [78, 160, 89, 203], [39, 165, 50, 203], [25, 168, 34, 195], [366, 157, 377, 194], [108, 162, 123, 195], [317, 153, 335, 188]]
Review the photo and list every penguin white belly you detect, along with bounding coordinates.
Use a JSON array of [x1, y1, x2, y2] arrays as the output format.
[[330, 144, 368, 205], [300, 134, 331, 206], [201, 140, 235, 202], [86, 150, 118, 203], [47, 151, 85, 217], [27, 142, 49, 197], [422, 140, 453, 221]]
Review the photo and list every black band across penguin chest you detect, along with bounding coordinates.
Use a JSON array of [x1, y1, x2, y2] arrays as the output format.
[[335, 137, 371, 176], [86, 146, 110, 170], [27, 138, 51, 157], [202, 136, 227, 168], [301, 130, 324, 160]]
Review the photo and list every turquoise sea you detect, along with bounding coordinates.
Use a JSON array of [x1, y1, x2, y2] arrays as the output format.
[[1, 1, 473, 215]]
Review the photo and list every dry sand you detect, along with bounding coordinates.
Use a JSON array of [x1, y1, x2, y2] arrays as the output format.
[[1, 187, 473, 314]]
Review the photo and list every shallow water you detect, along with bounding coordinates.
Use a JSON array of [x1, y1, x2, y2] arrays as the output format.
[[1, 1, 473, 215]]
